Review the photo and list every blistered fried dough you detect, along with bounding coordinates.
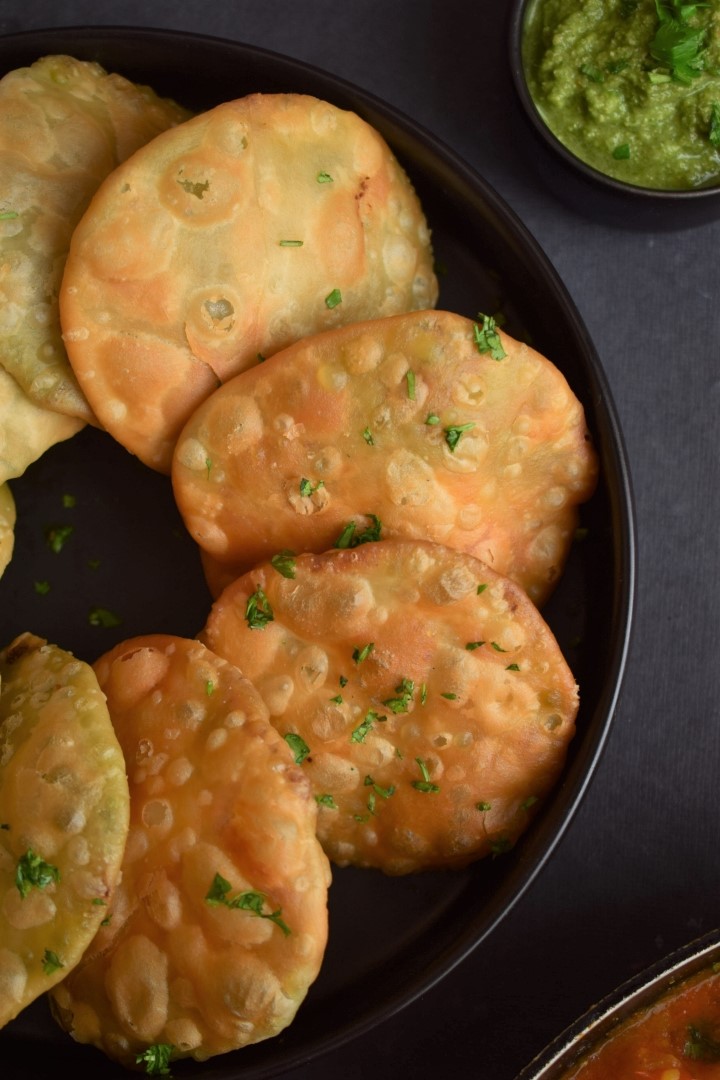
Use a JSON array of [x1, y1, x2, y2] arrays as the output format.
[[51, 635, 330, 1068], [0, 54, 190, 421], [174, 310, 597, 607], [199, 540, 579, 875], [0, 632, 129, 1028], [60, 92, 438, 471], [0, 482, 15, 577], [0, 364, 84, 484]]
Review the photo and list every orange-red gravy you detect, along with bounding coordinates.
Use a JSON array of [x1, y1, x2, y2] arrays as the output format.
[[564, 965, 720, 1079]]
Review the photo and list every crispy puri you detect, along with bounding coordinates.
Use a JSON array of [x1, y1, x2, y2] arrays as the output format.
[[0, 482, 15, 578], [199, 540, 579, 875], [0, 53, 190, 422], [173, 310, 597, 607], [60, 92, 438, 472], [0, 632, 129, 1028], [0, 363, 84, 485], [51, 635, 330, 1067]]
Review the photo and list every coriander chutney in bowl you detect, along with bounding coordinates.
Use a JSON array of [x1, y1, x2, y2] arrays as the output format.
[[509, 0, 720, 228]]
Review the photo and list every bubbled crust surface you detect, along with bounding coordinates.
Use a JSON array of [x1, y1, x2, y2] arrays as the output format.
[[174, 310, 597, 607], [60, 92, 438, 472], [0, 364, 84, 485], [0, 632, 130, 1028], [0, 54, 190, 422], [0, 483, 16, 578], [51, 635, 330, 1067], [199, 541, 579, 875]]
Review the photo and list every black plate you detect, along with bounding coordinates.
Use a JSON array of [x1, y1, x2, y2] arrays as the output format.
[[0, 26, 635, 1079]]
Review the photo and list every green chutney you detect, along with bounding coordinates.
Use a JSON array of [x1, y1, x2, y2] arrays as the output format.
[[522, 0, 720, 190]]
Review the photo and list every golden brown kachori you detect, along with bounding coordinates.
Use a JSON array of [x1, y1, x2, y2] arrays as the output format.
[[0, 363, 84, 485], [199, 540, 579, 875], [0, 54, 190, 424], [173, 309, 597, 607], [51, 634, 330, 1068], [60, 92, 438, 471], [0, 632, 129, 1029], [0, 482, 15, 578]]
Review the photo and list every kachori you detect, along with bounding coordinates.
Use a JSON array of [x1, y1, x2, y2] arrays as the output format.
[[0, 54, 190, 423], [0, 482, 15, 578], [50, 634, 330, 1068], [199, 540, 579, 875], [60, 92, 438, 471], [0, 631, 129, 1028], [173, 309, 597, 606]]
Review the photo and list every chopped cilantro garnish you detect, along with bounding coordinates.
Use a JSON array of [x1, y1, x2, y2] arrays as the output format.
[[382, 677, 415, 714], [351, 709, 384, 743], [444, 422, 475, 452], [352, 642, 374, 664], [299, 477, 324, 497], [441, 691, 457, 700], [491, 641, 507, 652], [477, 583, 488, 594], [34, 580, 51, 596], [425, 413, 440, 425], [205, 873, 290, 935], [317, 171, 333, 183], [364, 775, 396, 799], [61, 493, 76, 508], [473, 312, 506, 360], [506, 663, 521, 671], [334, 514, 382, 549], [521, 795, 539, 811], [612, 143, 631, 160], [16, 849, 60, 898], [315, 793, 338, 808], [476, 801, 492, 811], [325, 287, 342, 309], [279, 239, 304, 246], [45, 523, 73, 553], [406, 370, 416, 400], [362, 426, 375, 445], [284, 732, 310, 764], [0, 209, 18, 220], [411, 757, 440, 793], [339, 675, 348, 688], [245, 586, 274, 629], [465, 640, 485, 651], [135, 1043, 175, 1076], [42, 949, 63, 975], [88, 606, 122, 628], [270, 549, 297, 578]]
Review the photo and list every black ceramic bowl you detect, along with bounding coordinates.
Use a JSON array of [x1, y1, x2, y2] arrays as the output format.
[[508, 0, 720, 230], [515, 929, 720, 1079], [0, 25, 635, 1080]]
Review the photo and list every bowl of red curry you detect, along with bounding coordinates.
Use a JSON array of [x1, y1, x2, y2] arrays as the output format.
[[509, 0, 720, 229], [516, 929, 720, 1079]]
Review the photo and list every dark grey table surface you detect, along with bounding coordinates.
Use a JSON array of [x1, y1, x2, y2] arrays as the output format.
[[0, 1, 718, 1078]]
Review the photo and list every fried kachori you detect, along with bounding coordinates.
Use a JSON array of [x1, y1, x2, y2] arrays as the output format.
[[173, 309, 597, 607], [0, 631, 129, 1028], [199, 540, 579, 875], [0, 482, 15, 578], [50, 634, 330, 1068], [0, 54, 190, 424], [60, 92, 438, 471]]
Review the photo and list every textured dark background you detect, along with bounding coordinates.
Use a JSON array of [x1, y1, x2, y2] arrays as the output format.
[[0, 2, 718, 1078]]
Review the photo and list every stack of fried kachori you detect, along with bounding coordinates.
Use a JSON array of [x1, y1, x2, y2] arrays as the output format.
[[50, 635, 330, 1068], [0, 52, 598, 1073], [0, 633, 129, 1028]]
